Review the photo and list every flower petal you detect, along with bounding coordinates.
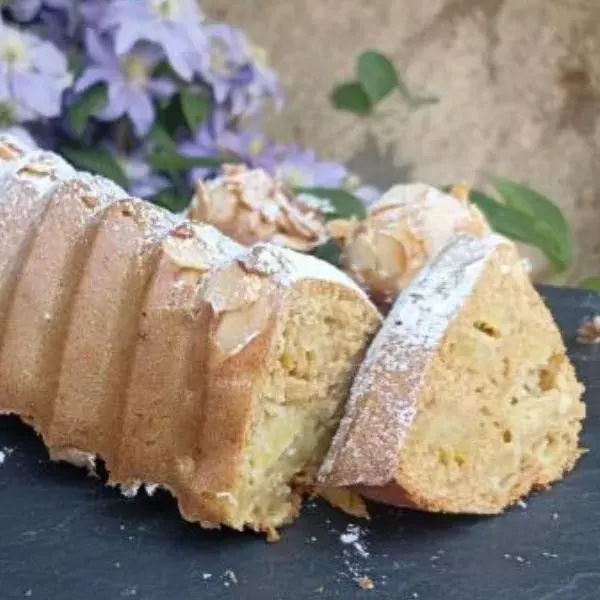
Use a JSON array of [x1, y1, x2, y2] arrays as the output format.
[[127, 90, 155, 136], [147, 77, 176, 99]]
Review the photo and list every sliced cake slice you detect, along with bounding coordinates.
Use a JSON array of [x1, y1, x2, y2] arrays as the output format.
[[320, 234, 586, 513], [172, 244, 382, 537]]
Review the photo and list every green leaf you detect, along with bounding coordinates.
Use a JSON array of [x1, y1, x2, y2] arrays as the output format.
[[67, 47, 85, 77], [294, 187, 367, 221], [579, 277, 600, 293], [180, 88, 211, 132], [151, 188, 190, 214], [312, 240, 342, 267], [148, 149, 238, 172], [486, 175, 572, 271], [331, 82, 372, 116], [67, 85, 108, 137], [147, 123, 176, 152], [356, 50, 398, 103], [157, 95, 186, 137], [59, 145, 128, 189], [152, 61, 181, 81], [468, 189, 571, 272]]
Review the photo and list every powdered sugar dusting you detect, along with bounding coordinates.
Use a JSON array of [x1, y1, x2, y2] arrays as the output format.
[[0, 152, 77, 284], [163, 222, 244, 274], [321, 234, 513, 485], [239, 243, 375, 304]]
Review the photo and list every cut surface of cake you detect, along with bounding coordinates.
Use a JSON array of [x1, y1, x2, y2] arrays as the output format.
[[320, 234, 586, 513], [0, 136, 382, 538]]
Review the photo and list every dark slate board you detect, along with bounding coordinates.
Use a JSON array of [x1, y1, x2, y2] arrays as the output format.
[[1, 286, 599, 600]]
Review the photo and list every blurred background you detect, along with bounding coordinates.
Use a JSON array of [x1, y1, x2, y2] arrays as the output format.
[[203, 0, 600, 284]]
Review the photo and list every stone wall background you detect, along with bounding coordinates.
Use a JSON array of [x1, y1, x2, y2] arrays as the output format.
[[204, 0, 600, 284]]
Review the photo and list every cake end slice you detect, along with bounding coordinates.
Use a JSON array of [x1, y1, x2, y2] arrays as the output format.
[[320, 234, 586, 514]]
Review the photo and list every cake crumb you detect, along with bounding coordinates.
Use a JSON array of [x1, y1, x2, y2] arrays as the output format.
[[340, 523, 370, 558], [517, 499, 528, 509], [0, 446, 14, 466], [224, 569, 238, 585], [120, 586, 138, 596], [340, 524, 361, 545], [576, 315, 600, 344], [358, 576, 374, 590]]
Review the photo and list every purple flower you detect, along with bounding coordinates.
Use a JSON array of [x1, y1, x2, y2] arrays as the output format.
[[273, 146, 348, 189], [120, 149, 169, 198], [341, 173, 381, 204], [194, 25, 282, 117], [218, 129, 278, 170], [75, 31, 176, 137], [197, 24, 248, 104], [180, 118, 279, 182], [0, 22, 72, 123], [229, 40, 282, 116], [95, 0, 206, 81], [354, 184, 381, 205], [5, 0, 75, 24]]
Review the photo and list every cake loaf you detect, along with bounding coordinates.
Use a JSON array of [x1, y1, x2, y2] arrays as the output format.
[[0, 135, 382, 538], [320, 234, 585, 513]]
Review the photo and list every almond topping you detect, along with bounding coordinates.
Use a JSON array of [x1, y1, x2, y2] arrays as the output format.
[[0, 143, 22, 161], [202, 263, 266, 312], [187, 164, 328, 251], [214, 294, 271, 356], [17, 163, 53, 178]]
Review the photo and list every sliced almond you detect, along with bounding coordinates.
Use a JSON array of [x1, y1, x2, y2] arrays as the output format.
[[213, 294, 272, 356], [0, 143, 22, 161], [202, 262, 266, 312], [204, 184, 237, 225], [188, 182, 210, 222], [163, 233, 212, 272], [346, 231, 378, 272], [283, 204, 322, 239], [271, 232, 318, 252], [450, 182, 470, 203], [374, 231, 407, 278], [17, 162, 53, 179], [326, 218, 357, 241], [80, 194, 98, 209]]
